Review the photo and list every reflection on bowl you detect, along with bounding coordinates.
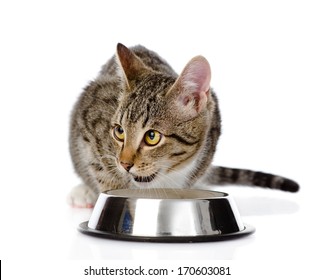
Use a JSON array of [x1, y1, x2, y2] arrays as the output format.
[[78, 188, 254, 242]]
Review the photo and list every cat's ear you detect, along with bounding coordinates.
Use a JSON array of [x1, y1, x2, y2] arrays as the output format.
[[116, 43, 148, 90], [169, 56, 211, 117]]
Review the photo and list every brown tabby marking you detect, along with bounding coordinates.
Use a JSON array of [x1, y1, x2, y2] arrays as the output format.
[[68, 43, 299, 207]]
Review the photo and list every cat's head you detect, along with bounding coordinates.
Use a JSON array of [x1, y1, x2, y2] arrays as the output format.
[[111, 43, 215, 188]]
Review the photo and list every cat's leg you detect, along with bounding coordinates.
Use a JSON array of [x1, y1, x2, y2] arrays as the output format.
[[67, 184, 98, 208]]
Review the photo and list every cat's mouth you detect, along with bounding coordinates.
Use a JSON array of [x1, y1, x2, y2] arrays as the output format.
[[133, 173, 157, 183]]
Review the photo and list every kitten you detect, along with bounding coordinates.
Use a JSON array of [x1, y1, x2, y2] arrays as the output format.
[[68, 43, 299, 208]]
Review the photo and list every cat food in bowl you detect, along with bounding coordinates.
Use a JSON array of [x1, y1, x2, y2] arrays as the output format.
[[78, 188, 254, 242]]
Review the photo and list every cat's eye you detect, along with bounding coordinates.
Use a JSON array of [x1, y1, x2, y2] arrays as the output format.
[[144, 130, 162, 146], [113, 125, 125, 142]]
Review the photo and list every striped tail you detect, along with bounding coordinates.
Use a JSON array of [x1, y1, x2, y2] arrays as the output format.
[[208, 166, 299, 192]]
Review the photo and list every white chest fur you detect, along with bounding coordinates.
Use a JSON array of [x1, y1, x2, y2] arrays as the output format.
[[155, 158, 199, 189]]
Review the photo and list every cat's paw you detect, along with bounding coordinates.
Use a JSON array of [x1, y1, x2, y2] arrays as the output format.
[[67, 184, 98, 208]]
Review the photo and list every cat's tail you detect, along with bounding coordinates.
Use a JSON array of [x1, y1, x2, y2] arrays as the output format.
[[207, 166, 299, 192]]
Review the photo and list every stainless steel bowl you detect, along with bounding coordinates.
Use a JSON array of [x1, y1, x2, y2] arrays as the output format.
[[78, 188, 254, 242]]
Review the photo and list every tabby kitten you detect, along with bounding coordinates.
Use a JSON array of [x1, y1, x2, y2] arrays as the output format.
[[68, 43, 299, 208]]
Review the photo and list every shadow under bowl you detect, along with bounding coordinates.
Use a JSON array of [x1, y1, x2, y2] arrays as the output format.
[[78, 188, 254, 242]]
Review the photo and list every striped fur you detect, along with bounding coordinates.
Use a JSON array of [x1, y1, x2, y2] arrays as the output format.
[[68, 44, 299, 207], [207, 166, 299, 192]]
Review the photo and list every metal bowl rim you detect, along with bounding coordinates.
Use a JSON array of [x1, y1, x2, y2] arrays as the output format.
[[102, 188, 230, 201], [78, 221, 255, 242]]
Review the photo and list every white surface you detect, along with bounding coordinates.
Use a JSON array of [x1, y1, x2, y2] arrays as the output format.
[[1, 0, 312, 279]]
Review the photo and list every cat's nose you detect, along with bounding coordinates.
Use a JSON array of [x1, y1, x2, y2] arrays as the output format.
[[120, 161, 134, 172]]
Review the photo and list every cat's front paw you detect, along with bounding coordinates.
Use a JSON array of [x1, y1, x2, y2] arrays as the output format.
[[67, 184, 98, 208]]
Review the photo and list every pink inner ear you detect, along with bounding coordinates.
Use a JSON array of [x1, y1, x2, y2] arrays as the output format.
[[179, 56, 211, 113], [182, 56, 211, 93]]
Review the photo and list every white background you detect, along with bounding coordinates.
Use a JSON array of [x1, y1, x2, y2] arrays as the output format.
[[1, 0, 312, 279]]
